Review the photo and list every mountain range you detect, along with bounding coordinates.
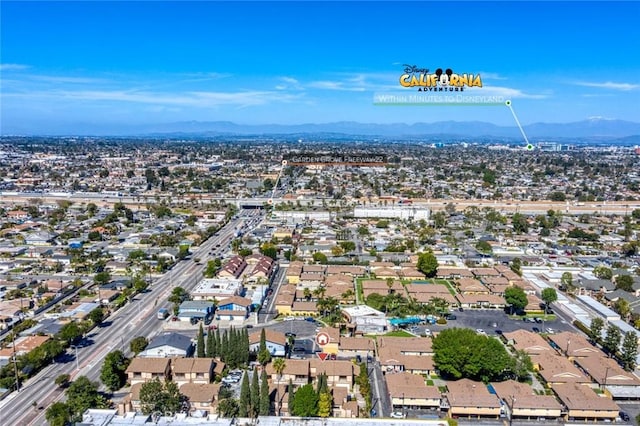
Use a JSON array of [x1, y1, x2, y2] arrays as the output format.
[[4, 118, 640, 140]]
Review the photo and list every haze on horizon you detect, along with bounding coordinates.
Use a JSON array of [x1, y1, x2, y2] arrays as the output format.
[[1, 1, 639, 135]]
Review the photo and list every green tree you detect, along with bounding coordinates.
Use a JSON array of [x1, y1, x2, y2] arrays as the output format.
[[45, 402, 71, 426], [93, 271, 111, 286], [312, 252, 328, 264], [475, 240, 492, 254], [206, 330, 215, 358], [432, 328, 514, 382], [593, 266, 613, 280], [58, 321, 84, 345], [260, 369, 270, 415], [541, 288, 557, 312], [560, 272, 574, 293], [549, 191, 566, 201], [510, 258, 522, 276], [168, 287, 189, 305], [55, 374, 71, 388], [66, 376, 107, 422], [589, 317, 605, 344], [204, 260, 218, 278], [621, 331, 638, 371], [130, 336, 149, 355], [603, 324, 622, 357], [291, 383, 318, 417], [100, 350, 129, 392], [139, 378, 185, 415], [239, 372, 251, 417], [511, 213, 529, 234], [260, 243, 278, 260], [218, 398, 239, 418], [258, 328, 271, 365], [615, 275, 634, 292], [512, 349, 533, 382], [504, 286, 528, 315], [273, 358, 286, 415], [251, 369, 260, 417], [318, 391, 332, 417], [417, 251, 438, 278], [88, 307, 105, 326], [197, 323, 205, 358]]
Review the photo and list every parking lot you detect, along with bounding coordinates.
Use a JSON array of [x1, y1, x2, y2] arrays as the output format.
[[406, 309, 576, 337]]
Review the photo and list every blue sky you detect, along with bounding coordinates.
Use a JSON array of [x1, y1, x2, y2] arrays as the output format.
[[1, 1, 639, 134]]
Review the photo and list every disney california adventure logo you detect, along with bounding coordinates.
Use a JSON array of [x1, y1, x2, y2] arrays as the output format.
[[400, 65, 483, 92]]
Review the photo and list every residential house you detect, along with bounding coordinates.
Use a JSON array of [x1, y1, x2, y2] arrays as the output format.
[[386, 372, 441, 410], [547, 331, 602, 359], [445, 379, 502, 419], [125, 357, 172, 385], [179, 383, 221, 416], [491, 380, 562, 421], [216, 296, 252, 321], [171, 358, 218, 386], [177, 300, 215, 322], [532, 352, 591, 387], [574, 355, 640, 399], [249, 329, 287, 357], [553, 382, 620, 421], [139, 332, 193, 358]]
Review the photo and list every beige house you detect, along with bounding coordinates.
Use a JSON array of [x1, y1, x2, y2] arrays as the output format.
[[180, 383, 221, 415], [553, 382, 620, 421], [125, 357, 172, 385], [386, 372, 441, 410], [171, 357, 219, 386], [491, 380, 562, 421], [547, 331, 602, 359], [532, 352, 591, 387], [445, 379, 501, 419]]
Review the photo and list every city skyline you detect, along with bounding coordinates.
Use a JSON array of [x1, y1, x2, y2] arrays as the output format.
[[1, 1, 639, 135]]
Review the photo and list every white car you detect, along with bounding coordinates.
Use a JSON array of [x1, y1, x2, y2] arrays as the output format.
[[283, 316, 295, 321], [476, 328, 487, 335], [390, 412, 406, 419]]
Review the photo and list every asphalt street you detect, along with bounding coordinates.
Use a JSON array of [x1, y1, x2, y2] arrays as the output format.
[[0, 214, 257, 426]]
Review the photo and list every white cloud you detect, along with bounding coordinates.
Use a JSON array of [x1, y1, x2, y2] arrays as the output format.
[[29, 75, 110, 84], [574, 81, 640, 91], [478, 72, 507, 81], [0, 63, 30, 71], [4, 88, 303, 108], [309, 80, 367, 92]]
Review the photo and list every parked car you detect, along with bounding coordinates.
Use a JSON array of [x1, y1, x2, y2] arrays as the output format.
[[620, 411, 630, 422], [532, 327, 540, 333], [476, 329, 486, 335], [390, 412, 406, 419]]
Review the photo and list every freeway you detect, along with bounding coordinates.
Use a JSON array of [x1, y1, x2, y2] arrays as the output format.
[[0, 215, 254, 426], [1, 192, 639, 215]]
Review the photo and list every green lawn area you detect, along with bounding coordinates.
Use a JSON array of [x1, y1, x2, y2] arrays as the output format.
[[384, 330, 414, 337], [411, 279, 458, 296], [355, 278, 365, 304]]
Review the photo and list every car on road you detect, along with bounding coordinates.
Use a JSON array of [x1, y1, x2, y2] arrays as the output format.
[[620, 411, 630, 422], [390, 412, 406, 419], [495, 329, 503, 335], [476, 328, 486, 335], [283, 316, 295, 321], [532, 327, 540, 333]]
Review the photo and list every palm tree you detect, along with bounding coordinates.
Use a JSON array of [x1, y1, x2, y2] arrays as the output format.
[[272, 358, 286, 415]]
